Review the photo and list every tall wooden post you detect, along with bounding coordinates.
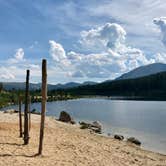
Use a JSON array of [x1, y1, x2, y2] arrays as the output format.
[[24, 70, 30, 145], [28, 96, 31, 131], [38, 59, 47, 155], [19, 96, 22, 137]]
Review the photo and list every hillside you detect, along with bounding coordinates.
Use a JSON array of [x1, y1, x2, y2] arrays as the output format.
[[1, 81, 97, 91], [65, 71, 166, 100], [117, 63, 166, 80]]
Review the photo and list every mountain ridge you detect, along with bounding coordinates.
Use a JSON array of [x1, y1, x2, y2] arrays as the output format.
[[116, 63, 166, 80], [1, 81, 97, 91]]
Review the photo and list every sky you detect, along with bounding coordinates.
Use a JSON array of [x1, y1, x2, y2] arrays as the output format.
[[0, 0, 166, 84]]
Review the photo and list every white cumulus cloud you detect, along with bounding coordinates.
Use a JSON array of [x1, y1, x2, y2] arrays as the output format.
[[49, 40, 66, 61], [49, 22, 155, 79], [155, 53, 166, 63], [154, 17, 166, 47], [80, 23, 126, 51], [49, 40, 71, 68], [153, 17, 166, 64], [8, 48, 25, 64]]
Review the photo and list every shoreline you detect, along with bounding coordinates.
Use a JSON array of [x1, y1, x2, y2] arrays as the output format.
[[80, 95, 166, 101], [1, 95, 166, 110], [0, 111, 165, 166], [1, 100, 166, 156]]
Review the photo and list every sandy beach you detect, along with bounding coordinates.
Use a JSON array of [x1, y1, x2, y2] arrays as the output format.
[[0, 111, 165, 166]]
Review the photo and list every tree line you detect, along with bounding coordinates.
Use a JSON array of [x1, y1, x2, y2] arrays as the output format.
[[63, 71, 166, 100]]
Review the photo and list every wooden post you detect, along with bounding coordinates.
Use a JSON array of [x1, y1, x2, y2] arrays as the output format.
[[38, 59, 47, 155], [19, 96, 23, 137], [24, 70, 30, 145], [28, 96, 31, 131]]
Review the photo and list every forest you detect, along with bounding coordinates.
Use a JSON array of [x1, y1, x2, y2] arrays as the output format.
[[64, 71, 166, 100]]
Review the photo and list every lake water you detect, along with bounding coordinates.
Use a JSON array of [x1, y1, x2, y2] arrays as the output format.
[[1, 98, 166, 154]]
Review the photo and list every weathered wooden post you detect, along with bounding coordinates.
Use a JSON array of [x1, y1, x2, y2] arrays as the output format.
[[24, 70, 30, 145], [28, 96, 31, 131], [19, 96, 23, 137], [38, 59, 47, 155]]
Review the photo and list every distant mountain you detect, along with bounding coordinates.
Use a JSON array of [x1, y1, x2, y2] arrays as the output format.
[[1, 82, 42, 91], [82, 81, 97, 86], [116, 63, 166, 80], [1, 81, 97, 91], [51, 82, 81, 90]]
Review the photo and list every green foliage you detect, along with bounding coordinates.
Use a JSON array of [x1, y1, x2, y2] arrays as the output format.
[[0, 88, 76, 108], [0, 83, 3, 92], [0, 91, 18, 108]]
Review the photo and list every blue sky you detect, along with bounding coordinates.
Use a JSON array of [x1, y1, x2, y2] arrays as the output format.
[[0, 0, 166, 83]]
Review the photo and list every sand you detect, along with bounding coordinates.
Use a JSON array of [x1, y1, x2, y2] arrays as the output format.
[[0, 111, 165, 166]]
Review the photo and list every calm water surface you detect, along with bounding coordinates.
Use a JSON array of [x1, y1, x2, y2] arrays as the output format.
[[1, 98, 166, 154]]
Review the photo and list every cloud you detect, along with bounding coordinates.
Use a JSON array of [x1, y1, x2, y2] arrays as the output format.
[[153, 17, 166, 64], [8, 48, 25, 64], [154, 17, 166, 47], [0, 67, 15, 79], [78, 23, 152, 75], [49, 40, 71, 68], [0, 48, 42, 82], [49, 40, 66, 61], [86, 0, 166, 54], [155, 53, 166, 63], [29, 41, 39, 49], [49, 22, 154, 79], [80, 23, 126, 51], [71, 70, 85, 78], [14, 48, 24, 60]]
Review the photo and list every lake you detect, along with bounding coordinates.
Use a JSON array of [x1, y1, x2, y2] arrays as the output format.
[[1, 98, 166, 154]]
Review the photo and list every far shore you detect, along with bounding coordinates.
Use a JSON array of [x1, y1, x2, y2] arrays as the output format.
[[1, 94, 166, 110], [0, 111, 165, 166]]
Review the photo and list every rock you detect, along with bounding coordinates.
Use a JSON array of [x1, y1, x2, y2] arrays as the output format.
[[31, 109, 37, 113], [3, 109, 18, 114], [91, 127, 101, 134], [59, 111, 75, 124], [127, 137, 141, 146], [91, 121, 102, 133], [70, 118, 76, 124], [31, 109, 41, 115], [107, 133, 111, 136], [114, 134, 124, 141], [13, 110, 19, 113], [92, 121, 102, 129], [79, 121, 102, 134], [79, 122, 90, 129]]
